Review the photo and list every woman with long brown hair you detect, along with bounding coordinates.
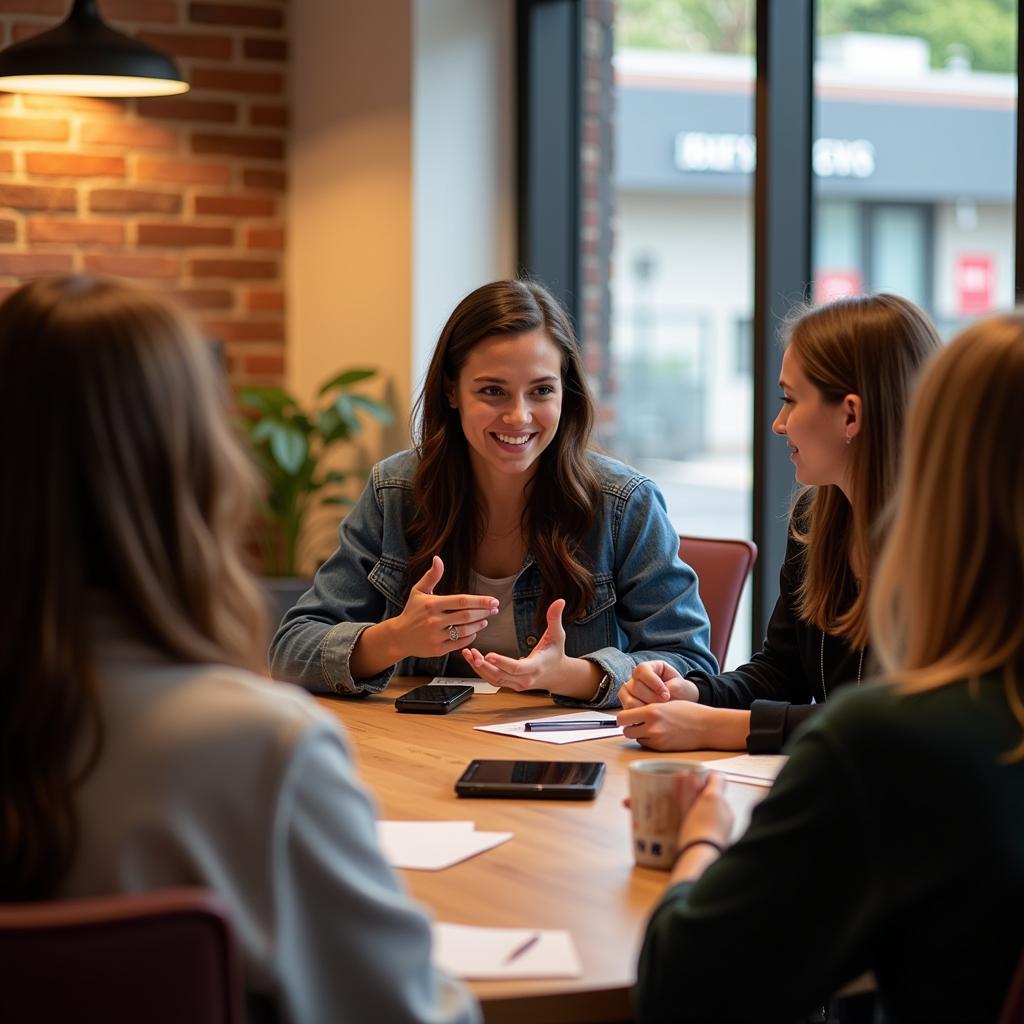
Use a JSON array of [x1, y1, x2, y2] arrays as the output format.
[[270, 279, 716, 704], [633, 311, 1024, 1022], [618, 293, 941, 751], [0, 275, 477, 1024]]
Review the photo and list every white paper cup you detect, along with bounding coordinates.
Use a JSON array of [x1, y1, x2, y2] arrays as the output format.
[[628, 759, 709, 869]]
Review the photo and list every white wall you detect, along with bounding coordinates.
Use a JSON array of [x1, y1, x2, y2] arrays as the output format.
[[412, 0, 517, 397]]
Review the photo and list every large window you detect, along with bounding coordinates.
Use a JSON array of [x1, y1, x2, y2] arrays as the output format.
[[608, 1, 756, 668]]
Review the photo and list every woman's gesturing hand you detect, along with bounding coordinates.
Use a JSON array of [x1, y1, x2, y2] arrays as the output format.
[[619, 660, 700, 708], [391, 556, 498, 659], [462, 599, 605, 700]]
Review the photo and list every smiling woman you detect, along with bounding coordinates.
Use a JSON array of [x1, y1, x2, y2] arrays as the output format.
[[269, 279, 718, 706]]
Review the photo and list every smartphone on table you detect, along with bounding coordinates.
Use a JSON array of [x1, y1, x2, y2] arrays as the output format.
[[394, 683, 474, 714], [455, 759, 606, 799]]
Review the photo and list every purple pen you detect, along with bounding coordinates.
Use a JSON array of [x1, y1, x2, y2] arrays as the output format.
[[504, 932, 541, 964], [524, 719, 619, 731]]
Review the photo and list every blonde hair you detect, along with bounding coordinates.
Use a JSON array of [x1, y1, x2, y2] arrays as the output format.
[[0, 275, 267, 898], [871, 313, 1024, 760], [787, 294, 942, 648]]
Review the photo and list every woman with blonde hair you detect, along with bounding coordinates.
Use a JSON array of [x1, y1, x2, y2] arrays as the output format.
[[633, 312, 1024, 1022], [0, 276, 477, 1024], [618, 293, 941, 753]]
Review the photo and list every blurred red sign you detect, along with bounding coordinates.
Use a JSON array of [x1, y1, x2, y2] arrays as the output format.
[[815, 270, 862, 304], [956, 254, 994, 315]]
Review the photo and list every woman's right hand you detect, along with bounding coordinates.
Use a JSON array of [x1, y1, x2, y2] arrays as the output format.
[[620, 660, 700, 708], [387, 556, 498, 659]]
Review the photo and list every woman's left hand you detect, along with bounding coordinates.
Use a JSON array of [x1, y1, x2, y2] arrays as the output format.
[[462, 599, 604, 700]]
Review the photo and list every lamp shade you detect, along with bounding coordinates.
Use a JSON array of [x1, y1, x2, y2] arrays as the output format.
[[0, 0, 188, 98]]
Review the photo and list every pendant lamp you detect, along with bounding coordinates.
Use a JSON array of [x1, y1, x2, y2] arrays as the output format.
[[0, 0, 189, 98]]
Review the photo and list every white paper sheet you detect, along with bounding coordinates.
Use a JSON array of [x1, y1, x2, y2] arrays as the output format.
[[475, 710, 623, 744], [377, 820, 512, 870], [431, 922, 582, 979], [428, 676, 501, 694], [706, 753, 787, 788]]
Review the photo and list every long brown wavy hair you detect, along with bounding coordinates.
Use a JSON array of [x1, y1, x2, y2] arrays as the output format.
[[0, 275, 267, 900], [871, 313, 1024, 760], [408, 280, 602, 623], [787, 293, 941, 648]]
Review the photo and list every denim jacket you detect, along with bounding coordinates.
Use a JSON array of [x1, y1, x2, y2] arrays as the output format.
[[269, 449, 716, 708]]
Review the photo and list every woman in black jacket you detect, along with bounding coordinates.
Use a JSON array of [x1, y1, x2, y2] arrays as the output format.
[[618, 293, 940, 753]]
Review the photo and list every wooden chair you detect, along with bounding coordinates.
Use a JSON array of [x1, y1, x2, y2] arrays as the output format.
[[678, 535, 758, 667], [0, 887, 244, 1024]]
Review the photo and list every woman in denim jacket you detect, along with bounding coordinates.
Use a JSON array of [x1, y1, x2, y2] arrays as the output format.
[[270, 280, 716, 708]]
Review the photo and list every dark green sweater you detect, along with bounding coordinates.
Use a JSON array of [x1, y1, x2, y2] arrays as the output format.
[[635, 676, 1024, 1022]]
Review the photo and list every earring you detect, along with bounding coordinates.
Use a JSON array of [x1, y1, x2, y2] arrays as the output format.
[[845, 435, 852, 445]]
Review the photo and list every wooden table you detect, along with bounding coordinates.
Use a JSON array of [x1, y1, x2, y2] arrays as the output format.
[[316, 679, 767, 1024]]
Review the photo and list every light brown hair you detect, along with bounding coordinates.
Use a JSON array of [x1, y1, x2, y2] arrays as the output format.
[[408, 279, 602, 623], [787, 293, 941, 647], [871, 313, 1024, 759], [0, 275, 267, 899]]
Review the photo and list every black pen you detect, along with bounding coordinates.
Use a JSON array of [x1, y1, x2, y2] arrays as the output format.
[[523, 719, 619, 731], [505, 932, 541, 963]]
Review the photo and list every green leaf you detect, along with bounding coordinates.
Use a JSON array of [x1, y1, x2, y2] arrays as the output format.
[[269, 423, 309, 475], [333, 393, 361, 437], [347, 393, 394, 425], [237, 387, 297, 417], [318, 368, 378, 395]]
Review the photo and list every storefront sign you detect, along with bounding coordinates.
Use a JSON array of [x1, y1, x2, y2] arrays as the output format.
[[674, 132, 875, 178]]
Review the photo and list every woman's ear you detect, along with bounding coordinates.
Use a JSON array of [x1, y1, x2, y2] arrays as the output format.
[[844, 394, 863, 441]]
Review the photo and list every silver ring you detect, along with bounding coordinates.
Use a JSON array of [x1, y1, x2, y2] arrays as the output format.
[[448, 624, 460, 642]]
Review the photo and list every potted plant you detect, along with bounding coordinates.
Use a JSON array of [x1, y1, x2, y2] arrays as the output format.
[[237, 368, 394, 622]]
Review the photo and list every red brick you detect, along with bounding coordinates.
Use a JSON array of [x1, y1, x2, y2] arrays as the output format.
[[89, 188, 182, 213], [0, 0, 63, 13], [0, 184, 75, 211], [173, 288, 234, 310], [101, 0, 177, 22], [201, 319, 284, 342], [241, 168, 284, 191], [191, 133, 283, 159], [246, 288, 284, 311], [81, 121, 177, 149], [189, 3, 284, 28], [24, 95, 126, 116], [0, 253, 74, 275], [0, 151, 11, 173], [191, 68, 282, 94], [26, 153, 124, 178], [137, 96, 237, 123], [0, 219, 15, 243], [137, 157, 231, 186], [138, 223, 234, 246], [83, 253, 180, 278], [28, 219, 125, 245], [250, 105, 286, 128], [137, 30, 233, 60], [0, 116, 68, 141], [12, 22, 47, 43], [245, 226, 283, 250], [243, 37, 287, 61], [194, 194, 275, 217], [242, 352, 285, 376], [190, 258, 277, 279]]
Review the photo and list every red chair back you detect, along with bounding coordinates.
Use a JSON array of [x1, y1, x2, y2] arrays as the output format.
[[1001, 950, 1024, 1024], [678, 535, 758, 666], [0, 888, 244, 1024]]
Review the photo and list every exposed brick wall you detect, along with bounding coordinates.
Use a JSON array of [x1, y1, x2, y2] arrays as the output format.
[[0, 0, 287, 385], [580, 0, 615, 431]]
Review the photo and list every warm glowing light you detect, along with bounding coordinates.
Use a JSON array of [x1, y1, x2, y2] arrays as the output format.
[[0, 74, 189, 97]]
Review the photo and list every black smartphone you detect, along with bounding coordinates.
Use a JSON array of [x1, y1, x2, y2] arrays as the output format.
[[455, 759, 605, 800], [394, 683, 474, 714]]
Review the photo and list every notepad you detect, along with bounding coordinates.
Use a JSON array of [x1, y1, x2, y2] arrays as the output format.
[[706, 753, 787, 788], [431, 922, 582, 979], [475, 711, 623, 744], [429, 676, 501, 694], [377, 820, 512, 870]]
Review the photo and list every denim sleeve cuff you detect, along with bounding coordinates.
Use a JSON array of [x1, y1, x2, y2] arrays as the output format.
[[320, 621, 395, 696], [551, 647, 636, 709], [745, 699, 789, 754]]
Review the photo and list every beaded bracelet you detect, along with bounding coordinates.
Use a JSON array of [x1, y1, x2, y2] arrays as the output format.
[[672, 837, 725, 867]]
